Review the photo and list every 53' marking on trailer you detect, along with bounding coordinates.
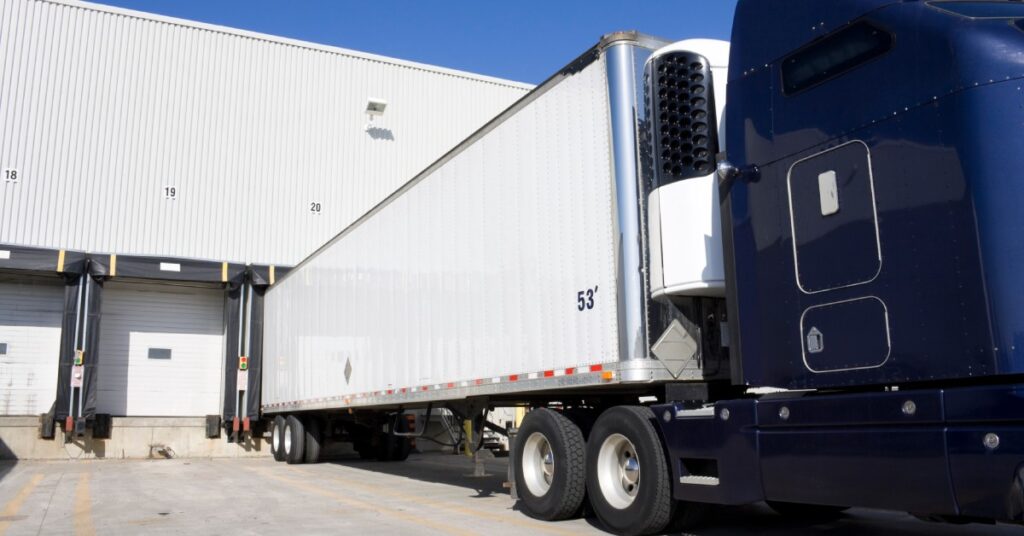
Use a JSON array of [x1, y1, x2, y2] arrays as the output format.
[[577, 285, 598, 311]]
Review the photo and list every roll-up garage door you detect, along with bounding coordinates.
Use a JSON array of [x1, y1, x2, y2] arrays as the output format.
[[0, 276, 64, 416], [97, 282, 225, 417]]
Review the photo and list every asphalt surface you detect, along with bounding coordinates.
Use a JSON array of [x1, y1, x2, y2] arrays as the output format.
[[0, 452, 1019, 535]]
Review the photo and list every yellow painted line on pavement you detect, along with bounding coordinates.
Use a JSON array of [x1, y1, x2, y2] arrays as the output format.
[[294, 466, 579, 536], [0, 473, 44, 535], [254, 467, 476, 536], [73, 472, 95, 536]]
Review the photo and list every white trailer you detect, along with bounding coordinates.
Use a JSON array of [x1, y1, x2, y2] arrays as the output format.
[[260, 31, 731, 522]]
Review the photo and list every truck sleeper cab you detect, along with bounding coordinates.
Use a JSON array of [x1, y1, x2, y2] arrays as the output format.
[[652, 0, 1024, 527]]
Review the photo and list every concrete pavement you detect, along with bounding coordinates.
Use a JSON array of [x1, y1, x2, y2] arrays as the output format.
[[0, 453, 1018, 535]]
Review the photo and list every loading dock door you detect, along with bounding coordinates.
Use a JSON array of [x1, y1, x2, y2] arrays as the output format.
[[0, 276, 64, 416], [97, 282, 225, 416]]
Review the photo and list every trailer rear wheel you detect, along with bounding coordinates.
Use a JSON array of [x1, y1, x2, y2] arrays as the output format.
[[271, 415, 287, 462], [513, 408, 586, 521], [284, 415, 305, 464], [304, 417, 322, 464], [586, 406, 674, 535]]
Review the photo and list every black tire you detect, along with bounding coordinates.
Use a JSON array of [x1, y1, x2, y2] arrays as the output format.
[[585, 406, 675, 536], [767, 501, 848, 521], [355, 442, 376, 460], [513, 408, 586, 521], [376, 415, 412, 462], [384, 433, 412, 462], [271, 415, 287, 462], [304, 417, 322, 464], [285, 415, 305, 465]]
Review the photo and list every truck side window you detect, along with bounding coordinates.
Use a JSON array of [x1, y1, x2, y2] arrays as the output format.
[[930, 1, 1024, 18], [782, 22, 893, 96]]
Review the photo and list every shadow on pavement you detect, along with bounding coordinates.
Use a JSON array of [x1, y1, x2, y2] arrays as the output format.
[[316, 447, 1021, 536], [324, 448, 508, 499], [0, 437, 16, 483]]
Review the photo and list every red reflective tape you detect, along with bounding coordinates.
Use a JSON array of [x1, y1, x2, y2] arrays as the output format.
[[589, 364, 603, 372], [565, 368, 574, 375], [509, 374, 519, 382], [447, 382, 455, 388], [543, 370, 554, 378], [387, 389, 394, 395], [421, 386, 428, 391], [475, 379, 483, 385], [401, 388, 408, 393]]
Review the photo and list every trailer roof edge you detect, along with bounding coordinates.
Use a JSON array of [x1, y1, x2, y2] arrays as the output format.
[[271, 32, 671, 288]]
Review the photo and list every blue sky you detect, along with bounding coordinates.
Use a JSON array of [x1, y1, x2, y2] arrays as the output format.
[[89, 1, 737, 84]]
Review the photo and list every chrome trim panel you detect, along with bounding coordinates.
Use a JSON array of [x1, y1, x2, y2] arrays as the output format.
[[262, 359, 690, 414], [606, 42, 649, 362]]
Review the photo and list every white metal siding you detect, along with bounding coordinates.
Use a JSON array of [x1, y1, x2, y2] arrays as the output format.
[[97, 282, 224, 416], [0, 276, 63, 415], [263, 56, 618, 407], [0, 0, 531, 265]]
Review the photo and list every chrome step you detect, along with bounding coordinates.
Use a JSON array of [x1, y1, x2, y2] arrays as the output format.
[[679, 475, 720, 486]]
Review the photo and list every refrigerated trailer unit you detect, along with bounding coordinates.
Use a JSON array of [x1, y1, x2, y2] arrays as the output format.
[[262, 32, 731, 413]]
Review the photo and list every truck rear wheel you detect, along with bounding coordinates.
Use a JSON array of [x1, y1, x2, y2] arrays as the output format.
[[513, 408, 586, 521], [285, 415, 305, 465], [271, 415, 286, 462], [586, 406, 674, 535], [304, 417, 322, 464]]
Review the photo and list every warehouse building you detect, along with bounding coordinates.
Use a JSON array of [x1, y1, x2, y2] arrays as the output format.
[[0, 0, 530, 457]]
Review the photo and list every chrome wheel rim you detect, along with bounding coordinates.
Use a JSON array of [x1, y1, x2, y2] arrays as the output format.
[[272, 423, 281, 453], [284, 423, 292, 455], [522, 432, 554, 497], [597, 433, 640, 509]]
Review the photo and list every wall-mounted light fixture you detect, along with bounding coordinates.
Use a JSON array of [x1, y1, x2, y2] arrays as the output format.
[[365, 98, 388, 132], [366, 98, 387, 117]]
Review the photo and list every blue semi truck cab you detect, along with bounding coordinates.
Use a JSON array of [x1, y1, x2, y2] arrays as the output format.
[[648, 0, 1024, 527]]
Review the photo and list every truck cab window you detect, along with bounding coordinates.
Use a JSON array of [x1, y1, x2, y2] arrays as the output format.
[[930, 1, 1024, 18], [782, 21, 893, 95]]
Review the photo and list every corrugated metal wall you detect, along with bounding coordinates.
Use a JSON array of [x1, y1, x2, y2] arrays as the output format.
[[0, 0, 530, 265]]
